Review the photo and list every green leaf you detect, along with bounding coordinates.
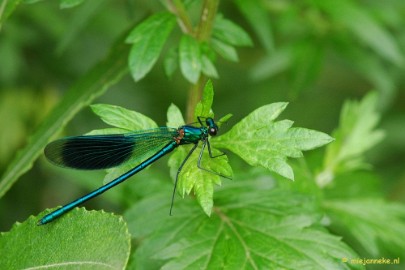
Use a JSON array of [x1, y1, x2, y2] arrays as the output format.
[[0, 208, 131, 269], [194, 79, 214, 120], [90, 104, 158, 131], [317, 0, 404, 67], [250, 46, 293, 80], [125, 177, 362, 269], [212, 14, 253, 47], [210, 38, 239, 62], [0, 31, 130, 198], [88, 104, 158, 184], [167, 103, 185, 128], [127, 12, 176, 81], [324, 199, 405, 257], [213, 103, 334, 180], [234, 0, 274, 52], [0, 0, 22, 27], [60, 0, 85, 9], [217, 113, 233, 127], [317, 92, 385, 187], [163, 46, 178, 79], [179, 35, 202, 84], [201, 55, 219, 78], [168, 144, 232, 216]]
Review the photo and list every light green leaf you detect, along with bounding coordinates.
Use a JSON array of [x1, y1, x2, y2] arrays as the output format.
[[125, 177, 362, 270], [213, 103, 334, 180], [91, 104, 158, 131], [0, 208, 131, 270], [210, 38, 238, 62], [0, 32, 130, 198], [194, 79, 214, 120], [88, 104, 158, 184], [201, 55, 219, 79], [127, 12, 176, 81], [317, 92, 385, 187], [212, 14, 253, 47], [324, 199, 405, 257], [179, 35, 202, 84], [167, 103, 185, 128], [168, 144, 232, 216], [60, 0, 85, 9]]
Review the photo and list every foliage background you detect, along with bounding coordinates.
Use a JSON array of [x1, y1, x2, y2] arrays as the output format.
[[1, 0, 405, 269]]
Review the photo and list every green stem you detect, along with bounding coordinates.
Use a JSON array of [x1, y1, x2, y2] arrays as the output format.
[[185, 0, 219, 122], [166, 0, 194, 34]]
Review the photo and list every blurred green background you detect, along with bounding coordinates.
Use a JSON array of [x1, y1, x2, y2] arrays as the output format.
[[1, 0, 405, 235]]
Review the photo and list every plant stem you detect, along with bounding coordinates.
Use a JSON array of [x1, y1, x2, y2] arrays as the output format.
[[185, 0, 219, 122], [166, 0, 194, 34]]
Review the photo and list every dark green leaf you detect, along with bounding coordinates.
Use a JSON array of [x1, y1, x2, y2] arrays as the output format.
[[250, 46, 293, 80], [0, 32, 130, 198], [0, 0, 22, 27], [234, 0, 274, 52], [213, 103, 334, 180], [127, 12, 176, 81], [179, 35, 202, 84], [317, 0, 404, 67], [213, 14, 253, 47], [324, 199, 405, 257], [0, 208, 131, 269], [126, 177, 362, 269]]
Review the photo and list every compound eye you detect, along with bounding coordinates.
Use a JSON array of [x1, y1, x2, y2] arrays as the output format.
[[209, 127, 217, 136]]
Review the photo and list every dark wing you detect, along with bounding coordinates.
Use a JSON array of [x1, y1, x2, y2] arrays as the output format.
[[44, 128, 178, 170]]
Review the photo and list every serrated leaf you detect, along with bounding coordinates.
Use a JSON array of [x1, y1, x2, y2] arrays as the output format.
[[324, 199, 405, 257], [318, 92, 384, 187], [127, 12, 176, 81], [213, 103, 334, 180], [125, 177, 362, 270], [91, 104, 158, 131], [212, 14, 253, 47], [210, 38, 239, 62], [0, 208, 130, 270], [168, 144, 232, 216], [60, 0, 85, 9], [0, 31, 130, 198], [194, 79, 214, 120], [179, 35, 202, 84]]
